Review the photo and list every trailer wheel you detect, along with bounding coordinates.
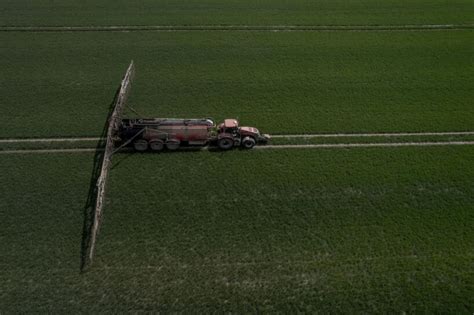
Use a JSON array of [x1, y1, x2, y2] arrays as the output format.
[[166, 140, 180, 151], [218, 137, 234, 150], [133, 139, 148, 152], [149, 139, 164, 152], [242, 136, 256, 149]]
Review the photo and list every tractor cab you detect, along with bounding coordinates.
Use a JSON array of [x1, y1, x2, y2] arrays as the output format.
[[218, 119, 240, 135]]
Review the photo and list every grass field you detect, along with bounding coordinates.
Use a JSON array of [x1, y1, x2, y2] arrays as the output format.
[[1, 0, 473, 27], [1, 148, 473, 312], [1, 30, 473, 138], [1, 0, 473, 312]]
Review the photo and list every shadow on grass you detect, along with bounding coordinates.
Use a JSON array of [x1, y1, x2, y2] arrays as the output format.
[[80, 87, 120, 272], [79, 93, 257, 271]]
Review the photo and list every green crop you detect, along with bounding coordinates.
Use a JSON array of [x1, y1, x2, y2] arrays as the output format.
[[1, 147, 473, 312], [1, 2, 473, 312], [1, 30, 473, 138], [1, 0, 473, 27]]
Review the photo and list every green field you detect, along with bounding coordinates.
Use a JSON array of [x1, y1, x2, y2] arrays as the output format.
[[1, 0, 474, 312], [2, 0, 473, 27], [1, 148, 473, 312], [1, 30, 473, 138]]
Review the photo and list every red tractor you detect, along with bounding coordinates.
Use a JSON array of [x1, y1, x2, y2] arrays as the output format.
[[118, 118, 270, 151]]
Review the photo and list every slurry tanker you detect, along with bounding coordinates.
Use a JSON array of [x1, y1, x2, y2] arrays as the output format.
[[117, 117, 270, 151]]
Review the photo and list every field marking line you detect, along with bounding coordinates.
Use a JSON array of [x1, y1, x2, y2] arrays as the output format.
[[257, 141, 474, 149], [2, 131, 474, 144], [0, 148, 99, 154], [2, 141, 474, 154], [271, 131, 474, 138], [1, 24, 472, 32], [0, 137, 101, 143]]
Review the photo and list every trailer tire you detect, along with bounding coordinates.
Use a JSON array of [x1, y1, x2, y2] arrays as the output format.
[[133, 139, 148, 152], [166, 140, 180, 151], [218, 137, 234, 150], [149, 139, 164, 152], [242, 136, 256, 149]]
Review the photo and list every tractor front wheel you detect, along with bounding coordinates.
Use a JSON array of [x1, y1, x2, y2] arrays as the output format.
[[241, 136, 256, 149], [218, 137, 234, 150]]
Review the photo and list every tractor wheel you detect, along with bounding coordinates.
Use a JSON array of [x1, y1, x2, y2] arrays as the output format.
[[166, 140, 180, 151], [242, 136, 256, 149], [149, 139, 164, 152], [218, 137, 234, 150], [133, 139, 148, 152]]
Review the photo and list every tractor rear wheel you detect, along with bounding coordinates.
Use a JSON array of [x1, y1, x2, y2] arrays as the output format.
[[133, 139, 148, 152], [242, 136, 256, 149], [218, 137, 234, 150], [149, 139, 164, 152], [166, 140, 180, 151]]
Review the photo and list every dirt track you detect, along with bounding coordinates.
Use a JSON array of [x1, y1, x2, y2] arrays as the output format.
[[1, 24, 472, 33], [2, 141, 474, 154], [2, 131, 474, 144], [271, 131, 474, 138], [0, 137, 101, 143]]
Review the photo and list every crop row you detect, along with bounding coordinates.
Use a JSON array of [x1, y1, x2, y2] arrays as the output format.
[[1, 30, 473, 138], [2, 146, 472, 312], [2, 0, 472, 27]]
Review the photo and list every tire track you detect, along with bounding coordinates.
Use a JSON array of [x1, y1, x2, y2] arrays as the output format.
[[0, 148, 99, 154], [0, 137, 101, 143], [271, 131, 474, 138], [2, 141, 474, 154], [2, 131, 474, 143], [256, 141, 474, 150], [1, 24, 472, 33]]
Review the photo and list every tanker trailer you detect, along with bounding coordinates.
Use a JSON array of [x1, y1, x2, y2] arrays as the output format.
[[117, 118, 269, 151]]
